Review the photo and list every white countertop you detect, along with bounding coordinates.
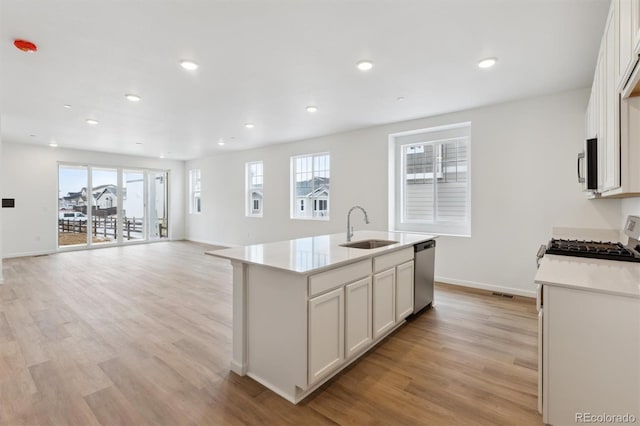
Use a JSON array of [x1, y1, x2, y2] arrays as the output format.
[[535, 254, 640, 299], [205, 230, 436, 274]]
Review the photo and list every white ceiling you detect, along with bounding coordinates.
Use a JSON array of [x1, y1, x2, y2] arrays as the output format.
[[0, 0, 609, 160]]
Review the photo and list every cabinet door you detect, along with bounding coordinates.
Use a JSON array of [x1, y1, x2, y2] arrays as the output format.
[[308, 287, 344, 385], [345, 277, 372, 359], [601, 11, 622, 193], [633, 0, 640, 54], [597, 48, 606, 191], [372, 268, 396, 339], [618, 0, 634, 87], [395, 261, 414, 321]]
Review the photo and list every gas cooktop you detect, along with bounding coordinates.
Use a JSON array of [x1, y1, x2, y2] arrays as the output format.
[[545, 238, 640, 263]]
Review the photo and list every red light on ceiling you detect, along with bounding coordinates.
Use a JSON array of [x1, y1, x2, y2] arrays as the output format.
[[14, 39, 37, 52]]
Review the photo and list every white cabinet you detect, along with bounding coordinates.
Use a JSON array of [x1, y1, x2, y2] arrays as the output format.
[[633, 0, 640, 54], [540, 285, 640, 425], [239, 240, 433, 403], [372, 268, 396, 339], [308, 287, 345, 385], [586, 0, 640, 197], [602, 8, 621, 193], [345, 277, 372, 359], [395, 260, 414, 322], [617, 0, 635, 88], [372, 248, 415, 339], [585, 74, 598, 139]]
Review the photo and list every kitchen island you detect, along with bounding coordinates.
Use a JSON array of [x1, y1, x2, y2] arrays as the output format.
[[206, 230, 435, 403]]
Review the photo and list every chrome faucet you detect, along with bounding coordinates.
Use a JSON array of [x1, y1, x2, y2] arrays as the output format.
[[347, 206, 370, 242]]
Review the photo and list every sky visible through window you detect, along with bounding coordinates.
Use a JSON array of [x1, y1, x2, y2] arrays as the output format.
[[59, 167, 117, 196]]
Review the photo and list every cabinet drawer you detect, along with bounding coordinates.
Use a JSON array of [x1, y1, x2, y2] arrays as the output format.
[[373, 247, 413, 273], [309, 259, 371, 297]]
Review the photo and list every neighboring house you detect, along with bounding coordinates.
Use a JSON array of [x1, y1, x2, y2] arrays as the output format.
[[60, 187, 89, 209], [123, 177, 144, 219], [94, 185, 117, 209], [295, 177, 329, 218], [250, 190, 263, 215]]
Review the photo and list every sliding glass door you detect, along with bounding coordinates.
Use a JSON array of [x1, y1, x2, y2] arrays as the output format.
[[148, 171, 168, 240], [57, 164, 168, 249], [91, 167, 119, 246], [58, 165, 89, 247], [122, 170, 145, 242]]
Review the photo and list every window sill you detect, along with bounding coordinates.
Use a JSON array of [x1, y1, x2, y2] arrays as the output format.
[[290, 216, 330, 221]]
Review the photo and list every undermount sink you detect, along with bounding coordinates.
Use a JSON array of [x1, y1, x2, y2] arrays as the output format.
[[340, 239, 398, 249]]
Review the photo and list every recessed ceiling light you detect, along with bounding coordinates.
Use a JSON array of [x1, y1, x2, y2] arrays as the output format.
[[125, 94, 141, 102], [63, 104, 72, 109], [180, 60, 199, 71], [244, 123, 255, 129], [396, 96, 405, 102], [306, 106, 318, 113], [49, 142, 58, 147], [218, 141, 225, 146], [135, 142, 144, 145], [29, 134, 37, 137], [86, 118, 99, 125], [356, 60, 374, 71], [159, 154, 165, 159], [478, 57, 498, 69]]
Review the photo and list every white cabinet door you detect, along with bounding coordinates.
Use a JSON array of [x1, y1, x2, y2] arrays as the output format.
[[601, 10, 621, 193], [633, 0, 640, 54], [585, 85, 596, 140], [543, 285, 640, 425], [372, 268, 396, 339], [618, 0, 635, 87], [308, 287, 344, 385], [345, 277, 372, 359], [395, 260, 414, 322]]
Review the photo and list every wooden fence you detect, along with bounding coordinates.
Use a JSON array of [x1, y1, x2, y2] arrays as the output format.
[[58, 216, 147, 241]]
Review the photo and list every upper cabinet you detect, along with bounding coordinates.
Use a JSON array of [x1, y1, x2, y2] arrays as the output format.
[[634, 1, 640, 57], [617, 0, 634, 89], [586, 0, 640, 198]]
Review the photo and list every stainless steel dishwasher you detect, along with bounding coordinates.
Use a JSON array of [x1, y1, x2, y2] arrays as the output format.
[[413, 240, 435, 313]]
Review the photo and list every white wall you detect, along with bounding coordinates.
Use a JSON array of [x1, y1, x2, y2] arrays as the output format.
[[186, 89, 623, 297], [622, 198, 640, 222], [1, 143, 185, 258]]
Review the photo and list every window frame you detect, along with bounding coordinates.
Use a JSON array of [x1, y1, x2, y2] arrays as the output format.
[[245, 161, 264, 218], [189, 169, 201, 215], [290, 152, 330, 220], [389, 123, 471, 237]]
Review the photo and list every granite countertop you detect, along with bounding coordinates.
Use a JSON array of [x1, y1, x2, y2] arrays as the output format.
[[205, 230, 436, 274]]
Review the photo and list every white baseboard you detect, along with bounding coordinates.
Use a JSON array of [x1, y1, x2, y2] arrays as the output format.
[[435, 276, 536, 298], [2, 249, 54, 259], [185, 238, 239, 248]]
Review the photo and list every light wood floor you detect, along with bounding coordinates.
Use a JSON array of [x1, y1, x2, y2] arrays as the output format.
[[0, 241, 542, 425]]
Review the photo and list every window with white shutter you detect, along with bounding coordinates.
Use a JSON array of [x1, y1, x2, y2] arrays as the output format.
[[390, 123, 471, 236]]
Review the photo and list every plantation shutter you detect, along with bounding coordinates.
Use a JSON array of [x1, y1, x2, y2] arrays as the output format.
[[394, 123, 471, 236]]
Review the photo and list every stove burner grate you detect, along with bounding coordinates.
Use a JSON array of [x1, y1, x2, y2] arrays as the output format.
[[546, 239, 640, 262]]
